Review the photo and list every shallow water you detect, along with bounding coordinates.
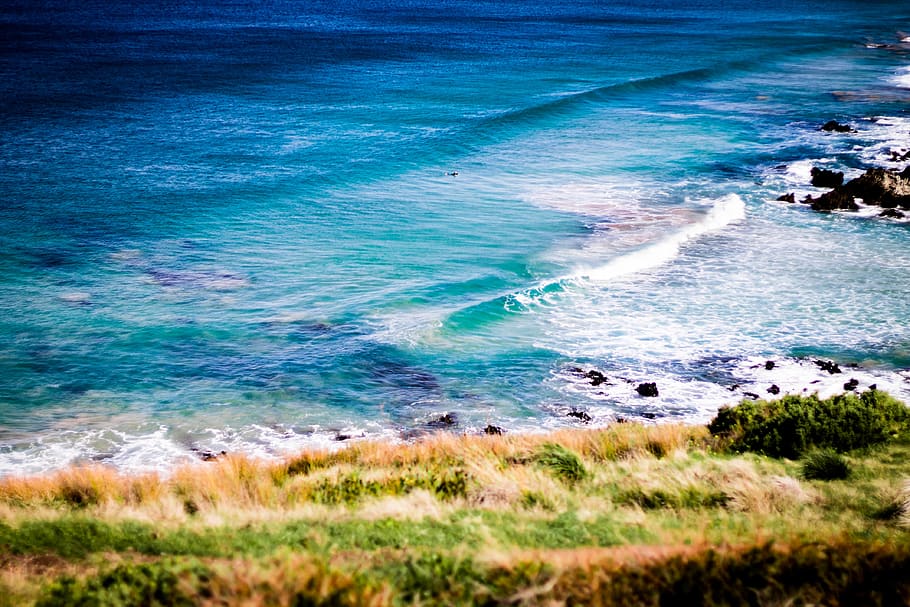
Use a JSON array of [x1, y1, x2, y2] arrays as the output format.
[[2, 0, 910, 474]]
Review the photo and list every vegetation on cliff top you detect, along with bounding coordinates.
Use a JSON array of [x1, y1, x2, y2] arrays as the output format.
[[0, 390, 908, 605]]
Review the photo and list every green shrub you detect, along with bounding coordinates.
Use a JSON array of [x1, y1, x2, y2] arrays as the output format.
[[708, 390, 909, 458], [37, 562, 208, 607], [535, 443, 588, 484], [310, 468, 468, 504], [520, 490, 554, 511], [801, 450, 852, 481], [552, 542, 910, 606], [389, 552, 483, 604], [617, 487, 730, 510]]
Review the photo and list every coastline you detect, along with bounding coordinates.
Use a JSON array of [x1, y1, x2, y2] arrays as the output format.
[[2, 390, 909, 605]]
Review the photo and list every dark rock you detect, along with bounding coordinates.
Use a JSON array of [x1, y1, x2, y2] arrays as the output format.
[[810, 167, 845, 188], [842, 168, 910, 209], [567, 409, 593, 423], [869, 384, 877, 391], [814, 359, 842, 374], [636, 382, 659, 397], [334, 434, 352, 442], [567, 367, 584, 375], [191, 449, 227, 462], [844, 378, 860, 391], [767, 384, 780, 395], [764, 360, 776, 371], [428, 413, 458, 428], [776, 193, 796, 203], [615, 417, 627, 424], [585, 370, 608, 386], [641, 412, 658, 419], [820, 120, 855, 133], [743, 392, 760, 400], [890, 149, 910, 162], [728, 384, 740, 392], [804, 189, 859, 212], [880, 208, 906, 219], [483, 424, 504, 435]]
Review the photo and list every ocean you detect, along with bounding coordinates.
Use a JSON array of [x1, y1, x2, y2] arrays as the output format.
[[2, 0, 910, 475]]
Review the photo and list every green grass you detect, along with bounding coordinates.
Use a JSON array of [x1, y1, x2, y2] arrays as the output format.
[[535, 442, 588, 484], [2, 391, 910, 605], [802, 450, 852, 481], [29, 542, 910, 607]]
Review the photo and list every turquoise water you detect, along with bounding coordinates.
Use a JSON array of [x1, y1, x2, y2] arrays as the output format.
[[2, 0, 910, 473]]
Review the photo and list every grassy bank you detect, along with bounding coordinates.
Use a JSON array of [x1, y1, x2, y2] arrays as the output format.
[[1, 390, 909, 605]]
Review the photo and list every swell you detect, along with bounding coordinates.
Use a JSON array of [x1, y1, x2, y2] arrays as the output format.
[[441, 194, 746, 331]]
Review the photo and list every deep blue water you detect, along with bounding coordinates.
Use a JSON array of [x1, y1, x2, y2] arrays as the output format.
[[2, 0, 910, 473]]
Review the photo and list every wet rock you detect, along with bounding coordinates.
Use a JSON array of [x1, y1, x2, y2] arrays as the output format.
[[880, 208, 906, 219], [767, 384, 780, 395], [334, 434, 352, 441], [810, 167, 845, 188], [776, 193, 796, 203], [869, 384, 877, 391], [844, 378, 860, 391], [890, 149, 910, 162], [636, 382, 659, 397], [641, 412, 658, 420], [842, 168, 910, 209], [804, 189, 859, 212], [814, 359, 842, 374], [567, 409, 593, 423], [820, 120, 855, 133], [483, 424, 504, 435], [585, 370, 608, 386], [728, 384, 740, 392], [743, 392, 760, 400], [191, 448, 227, 462], [428, 413, 458, 428], [765, 360, 776, 371], [615, 417, 627, 424]]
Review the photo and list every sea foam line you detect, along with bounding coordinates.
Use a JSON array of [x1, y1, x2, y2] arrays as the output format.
[[503, 194, 745, 313], [569, 193, 746, 284], [889, 66, 910, 89]]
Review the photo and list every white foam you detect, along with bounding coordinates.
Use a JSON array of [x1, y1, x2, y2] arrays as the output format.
[[893, 66, 910, 89], [549, 356, 910, 427], [0, 422, 400, 478], [573, 194, 745, 283], [856, 115, 910, 166], [730, 357, 910, 403]]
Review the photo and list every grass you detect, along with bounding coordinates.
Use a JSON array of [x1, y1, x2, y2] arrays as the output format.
[[802, 450, 852, 481], [0, 390, 909, 605]]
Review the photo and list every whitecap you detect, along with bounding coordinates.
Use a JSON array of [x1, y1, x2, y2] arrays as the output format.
[[889, 66, 910, 89]]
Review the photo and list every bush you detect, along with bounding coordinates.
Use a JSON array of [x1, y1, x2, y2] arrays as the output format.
[[801, 450, 852, 481], [37, 562, 207, 607], [309, 468, 468, 504], [708, 390, 909, 458], [535, 443, 588, 484]]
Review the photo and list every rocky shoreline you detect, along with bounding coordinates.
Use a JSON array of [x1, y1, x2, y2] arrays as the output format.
[[777, 119, 910, 219]]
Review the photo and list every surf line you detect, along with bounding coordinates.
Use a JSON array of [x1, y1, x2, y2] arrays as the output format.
[[509, 193, 747, 311], [443, 194, 746, 327]]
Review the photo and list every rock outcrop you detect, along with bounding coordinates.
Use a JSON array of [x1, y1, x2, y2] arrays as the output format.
[[810, 167, 844, 188], [820, 120, 855, 133], [636, 382, 659, 397], [842, 167, 910, 209], [803, 189, 859, 212]]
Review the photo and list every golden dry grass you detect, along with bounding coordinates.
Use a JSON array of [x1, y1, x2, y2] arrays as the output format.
[[0, 423, 705, 523]]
